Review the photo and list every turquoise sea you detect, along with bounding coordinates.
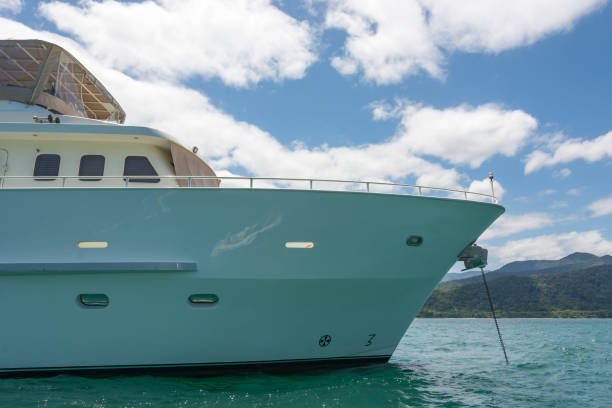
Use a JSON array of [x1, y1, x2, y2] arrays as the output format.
[[1, 319, 610, 407]]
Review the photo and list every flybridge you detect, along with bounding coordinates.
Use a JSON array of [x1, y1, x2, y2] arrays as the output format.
[[0, 39, 125, 123]]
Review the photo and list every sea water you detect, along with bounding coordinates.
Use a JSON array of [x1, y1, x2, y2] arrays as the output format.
[[1, 319, 610, 407]]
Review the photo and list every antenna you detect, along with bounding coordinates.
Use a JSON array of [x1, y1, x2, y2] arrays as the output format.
[[489, 172, 495, 201]]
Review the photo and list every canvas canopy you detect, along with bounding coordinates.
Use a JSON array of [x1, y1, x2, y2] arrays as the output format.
[[0, 39, 125, 123], [171, 143, 220, 187]]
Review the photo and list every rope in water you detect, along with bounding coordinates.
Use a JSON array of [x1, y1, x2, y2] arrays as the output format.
[[480, 267, 509, 365]]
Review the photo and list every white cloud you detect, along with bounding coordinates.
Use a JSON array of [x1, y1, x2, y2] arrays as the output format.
[[587, 197, 612, 218], [491, 230, 612, 264], [468, 177, 504, 202], [480, 213, 555, 240], [567, 188, 582, 196], [553, 168, 572, 178], [0, 0, 21, 13], [325, 0, 443, 83], [524, 131, 612, 173], [421, 0, 607, 53], [39, 0, 317, 87], [324, 0, 606, 83], [374, 100, 537, 168]]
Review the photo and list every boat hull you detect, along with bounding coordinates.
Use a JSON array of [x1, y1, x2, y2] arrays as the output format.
[[0, 188, 504, 375]]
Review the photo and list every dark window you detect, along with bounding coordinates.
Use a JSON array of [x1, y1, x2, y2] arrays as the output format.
[[34, 154, 60, 180], [123, 156, 159, 183], [79, 155, 105, 181]]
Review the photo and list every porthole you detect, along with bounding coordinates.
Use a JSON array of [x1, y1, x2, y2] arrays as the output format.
[[79, 294, 109, 308], [189, 294, 219, 305], [406, 235, 423, 246]]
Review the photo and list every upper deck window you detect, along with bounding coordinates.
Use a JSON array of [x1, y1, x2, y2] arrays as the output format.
[[79, 155, 105, 181], [123, 156, 159, 183], [34, 154, 60, 180]]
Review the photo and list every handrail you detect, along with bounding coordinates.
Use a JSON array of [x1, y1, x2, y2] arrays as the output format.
[[0, 175, 498, 203]]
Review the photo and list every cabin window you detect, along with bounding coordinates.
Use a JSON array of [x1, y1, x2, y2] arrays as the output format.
[[79, 155, 105, 181], [123, 156, 159, 183], [34, 154, 60, 180]]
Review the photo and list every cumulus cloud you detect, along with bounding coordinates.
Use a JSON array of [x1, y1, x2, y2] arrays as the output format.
[[480, 213, 555, 240], [373, 100, 537, 168], [421, 0, 607, 53], [324, 0, 607, 83], [491, 230, 612, 264], [587, 197, 612, 218], [325, 0, 443, 83], [524, 131, 612, 173], [0, 0, 21, 13], [39, 0, 317, 87]]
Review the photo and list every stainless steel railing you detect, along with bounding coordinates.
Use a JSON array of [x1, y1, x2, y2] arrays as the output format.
[[0, 175, 498, 203]]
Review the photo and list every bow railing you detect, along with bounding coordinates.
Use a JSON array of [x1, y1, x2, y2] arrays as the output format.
[[0, 175, 498, 203]]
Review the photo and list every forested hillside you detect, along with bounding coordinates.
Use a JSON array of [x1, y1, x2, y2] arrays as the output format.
[[418, 264, 612, 318]]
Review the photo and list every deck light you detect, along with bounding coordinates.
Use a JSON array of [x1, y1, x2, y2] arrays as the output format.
[[77, 241, 108, 248], [285, 242, 314, 249]]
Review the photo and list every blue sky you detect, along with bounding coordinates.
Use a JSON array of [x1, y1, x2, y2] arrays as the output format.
[[2, 0, 611, 269]]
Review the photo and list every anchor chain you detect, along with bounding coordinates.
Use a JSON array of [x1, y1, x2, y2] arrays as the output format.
[[480, 267, 509, 365]]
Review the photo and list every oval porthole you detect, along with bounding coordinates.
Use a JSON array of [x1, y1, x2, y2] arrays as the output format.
[[406, 235, 423, 247], [79, 293, 109, 307], [189, 294, 219, 305]]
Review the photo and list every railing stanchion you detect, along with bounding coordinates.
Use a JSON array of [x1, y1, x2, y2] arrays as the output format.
[[366, 182, 370, 192], [418, 186, 422, 196], [188, 177, 191, 188], [250, 178, 253, 189], [125, 177, 129, 188], [464, 191, 468, 200], [62, 177, 66, 188], [309, 179, 313, 190]]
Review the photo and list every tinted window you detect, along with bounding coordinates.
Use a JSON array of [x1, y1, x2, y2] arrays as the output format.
[[79, 155, 105, 181], [123, 156, 159, 183], [34, 154, 60, 180]]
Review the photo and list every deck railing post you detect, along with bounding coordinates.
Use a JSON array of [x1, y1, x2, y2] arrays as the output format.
[[309, 179, 313, 190], [464, 191, 468, 200], [366, 182, 370, 192], [61, 177, 66, 188], [250, 178, 253, 189], [188, 177, 191, 188], [125, 177, 129, 188], [418, 186, 422, 196]]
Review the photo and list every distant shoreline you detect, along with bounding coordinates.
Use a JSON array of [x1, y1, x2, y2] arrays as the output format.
[[417, 316, 611, 318]]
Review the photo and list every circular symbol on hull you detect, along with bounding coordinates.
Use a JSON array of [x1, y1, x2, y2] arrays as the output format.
[[319, 335, 331, 347]]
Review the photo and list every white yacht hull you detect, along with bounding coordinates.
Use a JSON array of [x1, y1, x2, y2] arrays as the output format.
[[0, 188, 504, 375]]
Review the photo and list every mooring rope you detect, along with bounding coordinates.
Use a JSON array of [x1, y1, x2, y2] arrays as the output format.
[[480, 267, 509, 365]]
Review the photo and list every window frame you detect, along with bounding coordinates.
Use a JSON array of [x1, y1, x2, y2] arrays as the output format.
[[78, 154, 105, 181], [123, 156, 160, 183], [33, 154, 61, 181]]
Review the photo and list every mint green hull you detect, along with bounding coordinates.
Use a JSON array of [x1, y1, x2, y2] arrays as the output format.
[[0, 189, 504, 373]]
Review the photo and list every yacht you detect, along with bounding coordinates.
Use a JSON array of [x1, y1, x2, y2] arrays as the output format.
[[0, 39, 504, 376]]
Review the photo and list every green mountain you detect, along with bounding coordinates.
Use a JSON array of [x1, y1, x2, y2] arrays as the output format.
[[439, 252, 612, 290], [419, 261, 612, 318]]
